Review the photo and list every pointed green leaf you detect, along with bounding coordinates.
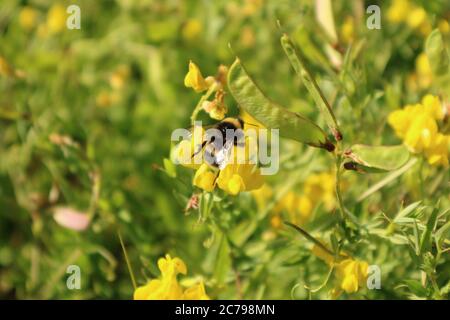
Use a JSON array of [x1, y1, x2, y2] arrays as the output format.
[[280, 33, 342, 141], [344, 144, 410, 173], [420, 206, 439, 255], [227, 58, 334, 151]]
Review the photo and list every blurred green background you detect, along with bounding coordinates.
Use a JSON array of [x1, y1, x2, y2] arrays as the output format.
[[0, 0, 449, 299]]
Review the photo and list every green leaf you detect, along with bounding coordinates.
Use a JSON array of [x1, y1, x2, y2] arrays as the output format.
[[419, 206, 439, 255], [280, 33, 342, 141], [435, 219, 450, 246], [227, 58, 334, 151], [344, 144, 410, 173], [403, 280, 428, 297], [425, 29, 450, 80], [393, 201, 422, 224]]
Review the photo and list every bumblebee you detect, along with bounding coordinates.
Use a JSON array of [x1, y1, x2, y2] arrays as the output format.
[[192, 117, 246, 169]]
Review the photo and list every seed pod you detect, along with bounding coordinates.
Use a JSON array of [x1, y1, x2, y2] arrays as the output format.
[[227, 58, 334, 151]]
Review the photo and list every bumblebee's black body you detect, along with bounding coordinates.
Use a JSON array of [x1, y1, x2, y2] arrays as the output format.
[[192, 117, 245, 169], [209, 117, 244, 145]]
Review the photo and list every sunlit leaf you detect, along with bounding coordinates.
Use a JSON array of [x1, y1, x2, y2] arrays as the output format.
[[227, 58, 334, 151]]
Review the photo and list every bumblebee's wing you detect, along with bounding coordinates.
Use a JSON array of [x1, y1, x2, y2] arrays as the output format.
[[215, 139, 234, 170]]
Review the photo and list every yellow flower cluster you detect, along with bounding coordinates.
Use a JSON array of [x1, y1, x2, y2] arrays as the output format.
[[175, 132, 264, 196], [312, 245, 369, 296], [253, 172, 336, 229], [388, 95, 449, 167], [387, 0, 431, 35], [19, 4, 68, 37], [184, 61, 228, 120], [134, 254, 209, 300]]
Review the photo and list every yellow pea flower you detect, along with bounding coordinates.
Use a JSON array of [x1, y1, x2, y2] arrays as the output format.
[[388, 96, 448, 167], [387, 104, 420, 139], [387, 0, 411, 23], [182, 281, 210, 300], [193, 164, 217, 192], [406, 7, 427, 29], [438, 19, 450, 34], [312, 245, 368, 296], [415, 53, 433, 89], [134, 254, 186, 300], [422, 94, 444, 120], [335, 259, 369, 294], [217, 162, 264, 195], [182, 19, 203, 41], [424, 134, 449, 168], [403, 113, 438, 153], [340, 16, 355, 44], [19, 6, 38, 31], [134, 254, 209, 300], [174, 126, 205, 169], [202, 96, 228, 120], [184, 61, 208, 93], [273, 192, 312, 227], [47, 4, 67, 34], [303, 172, 335, 211]]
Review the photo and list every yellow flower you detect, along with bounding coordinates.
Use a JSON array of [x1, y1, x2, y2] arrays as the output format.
[[134, 254, 209, 300], [335, 259, 368, 294], [184, 61, 208, 93], [109, 65, 130, 90], [19, 6, 38, 31], [270, 214, 283, 229], [387, 0, 411, 23], [415, 53, 433, 89], [406, 7, 427, 29], [388, 95, 448, 167], [438, 19, 450, 34], [134, 254, 186, 300], [193, 164, 217, 192], [303, 172, 335, 211], [47, 4, 67, 34], [341, 16, 355, 44], [217, 162, 264, 195], [182, 19, 202, 41], [312, 245, 368, 296], [202, 94, 228, 120], [422, 94, 444, 120], [183, 281, 210, 300], [273, 192, 312, 226], [174, 126, 205, 169], [424, 133, 449, 167], [403, 112, 438, 153], [0, 56, 15, 77]]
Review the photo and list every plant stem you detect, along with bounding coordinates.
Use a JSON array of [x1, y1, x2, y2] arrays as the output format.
[[335, 153, 347, 221], [118, 229, 137, 290], [190, 84, 217, 125]]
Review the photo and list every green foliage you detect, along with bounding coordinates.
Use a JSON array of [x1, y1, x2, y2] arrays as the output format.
[[0, 0, 449, 300]]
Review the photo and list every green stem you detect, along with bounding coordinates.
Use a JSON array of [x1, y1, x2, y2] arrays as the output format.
[[117, 229, 137, 290], [190, 84, 217, 125], [335, 153, 347, 221]]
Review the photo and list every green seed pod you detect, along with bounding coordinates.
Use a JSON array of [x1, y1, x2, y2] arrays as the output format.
[[227, 58, 334, 151]]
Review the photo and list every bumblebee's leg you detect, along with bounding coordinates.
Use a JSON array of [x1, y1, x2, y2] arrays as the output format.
[[191, 140, 207, 158], [212, 169, 220, 186]]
